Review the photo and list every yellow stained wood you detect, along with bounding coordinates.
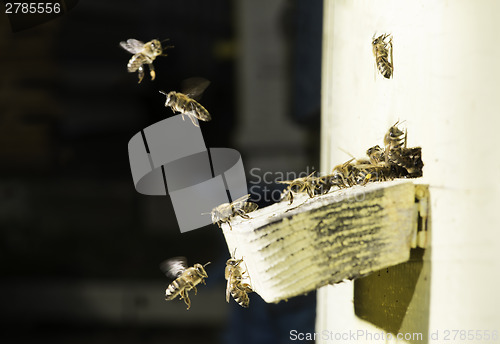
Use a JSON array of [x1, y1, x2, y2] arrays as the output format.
[[222, 181, 428, 303]]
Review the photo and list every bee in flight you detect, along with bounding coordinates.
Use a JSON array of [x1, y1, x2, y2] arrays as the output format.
[[120, 38, 173, 83], [208, 194, 258, 230], [159, 77, 211, 127], [372, 33, 393, 79], [225, 251, 253, 308], [160, 256, 210, 310]]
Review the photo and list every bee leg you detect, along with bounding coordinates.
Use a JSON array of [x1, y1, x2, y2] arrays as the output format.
[[148, 63, 156, 81], [306, 185, 315, 198], [236, 209, 251, 220], [181, 290, 191, 310], [188, 113, 200, 127], [137, 66, 144, 84], [192, 286, 198, 295]]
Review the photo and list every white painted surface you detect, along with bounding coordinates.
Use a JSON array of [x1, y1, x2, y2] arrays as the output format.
[[319, 0, 500, 342]]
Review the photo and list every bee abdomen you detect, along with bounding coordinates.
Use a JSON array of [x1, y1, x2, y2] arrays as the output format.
[[376, 57, 393, 78], [127, 54, 149, 72], [241, 201, 258, 214], [165, 279, 182, 300], [231, 290, 250, 308]]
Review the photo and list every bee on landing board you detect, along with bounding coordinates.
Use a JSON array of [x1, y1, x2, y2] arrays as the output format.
[[278, 171, 317, 204], [208, 194, 258, 230], [120, 38, 173, 83], [384, 121, 407, 152], [159, 77, 212, 127], [366, 145, 385, 165], [372, 33, 393, 79], [225, 251, 253, 308], [160, 256, 210, 310]]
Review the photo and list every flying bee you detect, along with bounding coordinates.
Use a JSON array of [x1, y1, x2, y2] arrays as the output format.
[[159, 77, 211, 127], [208, 194, 258, 230], [372, 33, 393, 79], [225, 251, 253, 308], [278, 171, 317, 204], [160, 256, 210, 310], [120, 38, 173, 83]]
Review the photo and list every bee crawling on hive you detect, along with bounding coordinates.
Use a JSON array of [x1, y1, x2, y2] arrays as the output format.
[[159, 77, 212, 127], [208, 194, 258, 230], [278, 171, 318, 205], [120, 38, 173, 83], [367, 145, 385, 165], [384, 120, 407, 152], [355, 122, 423, 183], [225, 250, 253, 308], [372, 33, 393, 79], [160, 256, 210, 310], [321, 122, 423, 189]]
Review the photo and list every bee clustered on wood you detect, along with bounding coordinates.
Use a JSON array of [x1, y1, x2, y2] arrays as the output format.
[[279, 122, 424, 204]]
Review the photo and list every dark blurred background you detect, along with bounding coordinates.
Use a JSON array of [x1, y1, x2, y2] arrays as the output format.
[[0, 0, 322, 343]]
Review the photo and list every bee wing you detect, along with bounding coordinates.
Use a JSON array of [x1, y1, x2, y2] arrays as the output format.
[[159, 256, 188, 279], [181, 77, 211, 101], [120, 39, 145, 54], [226, 273, 232, 303], [188, 102, 211, 122]]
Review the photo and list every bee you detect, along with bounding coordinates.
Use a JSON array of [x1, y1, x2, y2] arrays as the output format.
[[366, 145, 385, 165], [278, 171, 317, 204], [225, 252, 253, 308], [320, 123, 423, 189], [160, 257, 210, 310], [330, 158, 358, 189], [352, 161, 392, 184], [386, 146, 424, 178], [120, 38, 172, 83], [372, 33, 393, 79], [312, 174, 334, 196], [159, 77, 211, 127], [384, 121, 407, 152], [209, 194, 258, 230]]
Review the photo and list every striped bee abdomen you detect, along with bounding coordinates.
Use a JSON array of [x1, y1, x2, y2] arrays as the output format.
[[376, 56, 393, 78], [372, 33, 393, 79], [165, 279, 182, 300], [231, 288, 250, 308], [127, 54, 144, 72]]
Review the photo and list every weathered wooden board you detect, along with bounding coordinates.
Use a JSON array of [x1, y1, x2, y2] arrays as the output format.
[[222, 181, 429, 303]]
